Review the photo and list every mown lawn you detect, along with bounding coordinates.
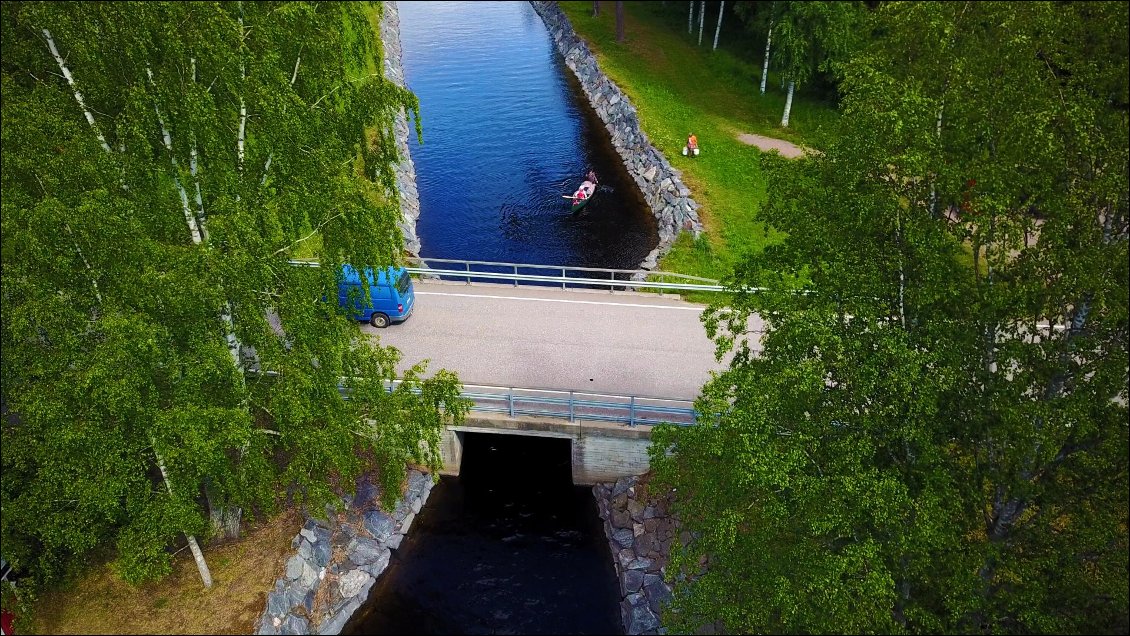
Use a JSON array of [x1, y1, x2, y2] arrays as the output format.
[[558, 1, 839, 282]]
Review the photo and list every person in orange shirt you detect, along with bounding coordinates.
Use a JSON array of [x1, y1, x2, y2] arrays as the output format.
[[685, 133, 699, 157]]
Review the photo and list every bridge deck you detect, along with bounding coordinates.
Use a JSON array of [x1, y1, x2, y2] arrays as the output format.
[[368, 280, 750, 401]]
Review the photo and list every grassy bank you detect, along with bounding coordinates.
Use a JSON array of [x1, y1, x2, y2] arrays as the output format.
[[28, 510, 302, 635], [558, 1, 838, 281]]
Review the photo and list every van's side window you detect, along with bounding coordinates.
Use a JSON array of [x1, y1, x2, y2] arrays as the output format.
[[396, 271, 411, 296]]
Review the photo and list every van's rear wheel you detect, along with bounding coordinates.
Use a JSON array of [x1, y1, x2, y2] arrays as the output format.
[[370, 312, 390, 328]]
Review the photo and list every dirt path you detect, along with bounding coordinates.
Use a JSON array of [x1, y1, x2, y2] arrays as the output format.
[[735, 132, 809, 159]]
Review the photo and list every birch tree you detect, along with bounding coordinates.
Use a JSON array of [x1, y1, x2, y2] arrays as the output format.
[[770, 1, 863, 127], [651, 1, 1129, 633], [712, 1, 725, 51], [734, 1, 776, 94], [1, 0, 467, 591]]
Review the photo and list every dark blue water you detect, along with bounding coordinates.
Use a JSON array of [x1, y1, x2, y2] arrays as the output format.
[[400, 0, 658, 269], [343, 434, 622, 635]]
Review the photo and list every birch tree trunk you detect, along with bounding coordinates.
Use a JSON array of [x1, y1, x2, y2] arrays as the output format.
[[688, 1, 694, 34], [712, 1, 724, 50], [760, 22, 773, 95], [42, 31, 215, 588], [781, 80, 795, 127], [698, 1, 706, 45], [152, 436, 214, 589]]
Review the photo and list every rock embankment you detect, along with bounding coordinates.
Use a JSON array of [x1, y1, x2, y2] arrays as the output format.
[[254, 469, 434, 635], [380, 1, 422, 257], [593, 474, 678, 635], [530, 1, 704, 275]]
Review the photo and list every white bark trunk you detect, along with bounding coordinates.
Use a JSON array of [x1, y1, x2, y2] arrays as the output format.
[[712, 1, 724, 50], [688, 1, 694, 34], [760, 23, 773, 95], [151, 435, 213, 589], [781, 80, 795, 127], [147, 68, 203, 245], [698, 1, 706, 45], [238, 7, 247, 172], [42, 29, 112, 153], [897, 211, 906, 329], [189, 59, 209, 241], [64, 223, 102, 304]]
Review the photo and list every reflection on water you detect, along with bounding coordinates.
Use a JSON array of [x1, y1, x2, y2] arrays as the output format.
[[343, 433, 622, 635], [398, 0, 658, 269]]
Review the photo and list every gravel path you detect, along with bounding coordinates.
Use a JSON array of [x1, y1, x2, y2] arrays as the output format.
[[735, 132, 808, 159]]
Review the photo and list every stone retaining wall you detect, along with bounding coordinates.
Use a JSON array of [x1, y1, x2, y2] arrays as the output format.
[[593, 474, 678, 635], [254, 469, 435, 635], [530, 1, 704, 274], [379, 1, 422, 257]]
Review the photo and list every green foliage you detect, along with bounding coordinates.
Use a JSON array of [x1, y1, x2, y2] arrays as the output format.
[[1, 0, 466, 592], [652, 1, 1128, 633]]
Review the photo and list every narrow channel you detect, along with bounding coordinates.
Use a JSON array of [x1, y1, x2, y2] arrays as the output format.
[[400, 0, 658, 269], [345, 3, 642, 631], [342, 433, 622, 634]]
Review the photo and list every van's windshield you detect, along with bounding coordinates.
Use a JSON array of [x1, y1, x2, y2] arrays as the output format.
[[396, 271, 411, 296]]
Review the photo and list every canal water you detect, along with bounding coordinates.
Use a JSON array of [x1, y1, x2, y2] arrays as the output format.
[[342, 433, 622, 634], [399, 0, 658, 269], [343, 3, 638, 632]]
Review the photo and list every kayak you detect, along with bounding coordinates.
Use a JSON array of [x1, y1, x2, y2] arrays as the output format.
[[570, 180, 597, 213]]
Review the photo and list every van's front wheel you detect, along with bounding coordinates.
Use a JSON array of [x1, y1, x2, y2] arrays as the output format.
[[370, 313, 390, 328]]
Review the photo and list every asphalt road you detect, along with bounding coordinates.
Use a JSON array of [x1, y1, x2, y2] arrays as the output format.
[[363, 281, 735, 400]]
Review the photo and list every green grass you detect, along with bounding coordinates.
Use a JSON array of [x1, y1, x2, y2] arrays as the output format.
[[558, 1, 839, 282]]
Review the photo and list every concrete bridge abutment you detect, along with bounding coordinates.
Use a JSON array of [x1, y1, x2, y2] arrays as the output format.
[[438, 413, 653, 485]]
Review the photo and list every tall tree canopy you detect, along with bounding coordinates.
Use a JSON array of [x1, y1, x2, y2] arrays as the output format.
[[1, 0, 467, 589], [652, 1, 1128, 633]]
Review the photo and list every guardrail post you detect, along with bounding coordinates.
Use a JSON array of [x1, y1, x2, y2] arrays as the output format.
[[562, 268, 567, 290], [629, 396, 636, 426], [610, 270, 615, 294], [465, 261, 471, 285], [508, 390, 514, 418], [569, 391, 575, 422], [513, 264, 518, 287]]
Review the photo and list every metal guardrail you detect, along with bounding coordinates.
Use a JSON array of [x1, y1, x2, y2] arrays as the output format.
[[287, 257, 726, 293], [404, 256, 725, 293], [386, 380, 699, 427]]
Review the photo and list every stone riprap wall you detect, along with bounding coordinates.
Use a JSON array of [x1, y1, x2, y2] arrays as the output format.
[[593, 474, 678, 635], [379, 1, 422, 256], [530, 1, 704, 274], [254, 470, 434, 635]]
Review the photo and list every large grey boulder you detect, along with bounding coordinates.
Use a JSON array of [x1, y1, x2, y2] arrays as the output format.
[[338, 569, 372, 599], [285, 555, 304, 581], [364, 509, 396, 538], [347, 536, 385, 566], [628, 603, 660, 634]]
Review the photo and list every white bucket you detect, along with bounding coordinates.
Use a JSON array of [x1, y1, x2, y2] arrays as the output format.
[[682, 146, 688, 156]]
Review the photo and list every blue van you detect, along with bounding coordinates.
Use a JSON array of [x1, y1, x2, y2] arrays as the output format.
[[338, 265, 415, 328]]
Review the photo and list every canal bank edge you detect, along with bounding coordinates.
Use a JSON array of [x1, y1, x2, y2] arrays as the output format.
[[380, 1, 423, 257], [253, 469, 435, 635], [594, 475, 678, 635], [530, 1, 704, 274]]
